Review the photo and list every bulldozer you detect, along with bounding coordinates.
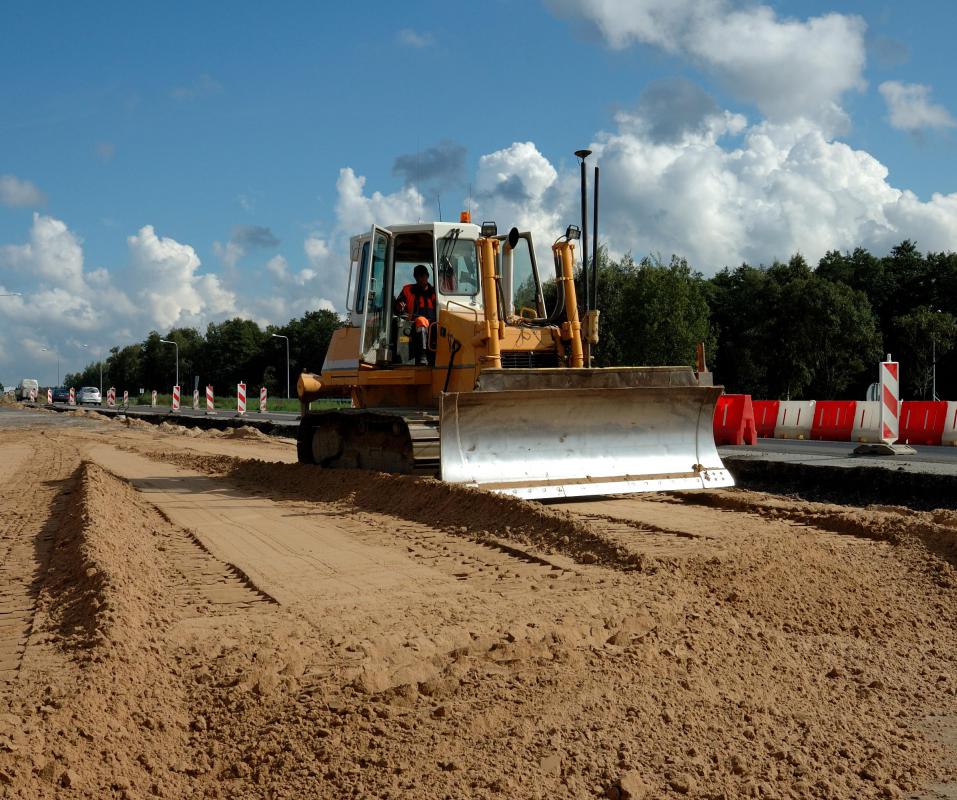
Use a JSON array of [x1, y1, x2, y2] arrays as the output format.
[[296, 197, 732, 500]]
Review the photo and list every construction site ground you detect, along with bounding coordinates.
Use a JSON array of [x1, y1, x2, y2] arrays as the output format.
[[0, 405, 954, 799]]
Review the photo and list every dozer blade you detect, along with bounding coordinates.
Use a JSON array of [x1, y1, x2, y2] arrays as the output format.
[[439, 383, 733, 500]]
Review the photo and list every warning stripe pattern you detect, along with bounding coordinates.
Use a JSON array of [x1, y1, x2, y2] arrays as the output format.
[[172, 385, 181, 411], [237, 382, 246, 414], [880, 361, 899, 444]]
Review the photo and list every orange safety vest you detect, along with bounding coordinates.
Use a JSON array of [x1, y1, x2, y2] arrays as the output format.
[[400, 284, 435, 329]]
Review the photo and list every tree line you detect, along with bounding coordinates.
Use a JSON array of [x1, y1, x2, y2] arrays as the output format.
[[65, 310, 343, 399], [66, 240, 956, 402], [590, 240, 956, 400]]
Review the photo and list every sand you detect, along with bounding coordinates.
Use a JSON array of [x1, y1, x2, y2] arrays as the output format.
[[0, 418, 954, 799]]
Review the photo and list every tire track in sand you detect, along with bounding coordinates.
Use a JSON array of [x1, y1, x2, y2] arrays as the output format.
[[0, 438, 75, 695]]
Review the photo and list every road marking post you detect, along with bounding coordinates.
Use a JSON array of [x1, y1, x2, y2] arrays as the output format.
[[237, 382, 246, 416], [206, 385, 215, 414], [107, 387, 116, 407], [151, 390, 157, 408], [123, 390, 129, 409], [880, 358, 900, 446], [29, 388, 37, 402], [68, 387, 75, 406], [171, 385, 180, 412], [47, 388, 52, 404], [259, 386, 267, 414], [192, 388, 199, 410]]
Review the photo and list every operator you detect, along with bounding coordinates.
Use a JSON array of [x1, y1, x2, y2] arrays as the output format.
[[395, 264, 436, 366]]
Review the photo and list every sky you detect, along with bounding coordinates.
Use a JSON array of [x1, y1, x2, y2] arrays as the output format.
[[2, 0, 957, 387]]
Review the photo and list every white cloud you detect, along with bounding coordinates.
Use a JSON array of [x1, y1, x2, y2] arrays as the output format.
[[396, 28, 433, 48], [879, 81, 957, 131], [128, 225, 236, 330], [0, 175, 46, 207], [547, 0, 866, 131]]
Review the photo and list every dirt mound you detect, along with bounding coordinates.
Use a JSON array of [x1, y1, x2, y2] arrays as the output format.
[[116, 415, 153, 429], [679, 488, 957, 573], [0, 462, 192, 796], [224, 425, 270, 441], [148, 453, 640, 570]]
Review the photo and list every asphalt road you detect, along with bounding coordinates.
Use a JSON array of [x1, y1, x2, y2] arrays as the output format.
[[720, 437, 957, 475]]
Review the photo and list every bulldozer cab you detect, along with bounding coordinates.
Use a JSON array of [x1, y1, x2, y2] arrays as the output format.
[[347, 222, 548, 367]]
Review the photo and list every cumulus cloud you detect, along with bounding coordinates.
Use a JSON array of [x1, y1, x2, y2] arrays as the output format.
[[335, 167, 425, 233], [213, 224, 280, 271], [396, 28, 433, 48], [128, 225, 236, 330], [547, 0, 866, 131], [393, 140, 466, 190], [0, 175, 46, 207], [879, 81, 957, 131]]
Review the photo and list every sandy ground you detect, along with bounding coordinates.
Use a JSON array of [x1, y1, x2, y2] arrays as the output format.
[[0, 409, 955, 799]]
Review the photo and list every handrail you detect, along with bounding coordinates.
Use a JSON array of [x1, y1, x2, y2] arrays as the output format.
[[444, 299, 479, 321]]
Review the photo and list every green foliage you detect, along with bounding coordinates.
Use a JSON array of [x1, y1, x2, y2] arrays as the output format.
[[66, 311, 346, 397], [893, 306, 956, 399]]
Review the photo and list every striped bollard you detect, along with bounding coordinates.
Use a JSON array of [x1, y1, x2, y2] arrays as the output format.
[[259, 387, 267, 414], [29, 388, 37, 402], [171, 385, 181, 412], [879, 358, 899, 445], [237, 382, 246, 415], [123, 390, 129, 408], [192, 388, 199, 410], [68, 387, 75, 406], [47, 388, 53, 404], [108, 387, 116, 407], [151, 390, 157, 408], [206, 385, 215, 414]]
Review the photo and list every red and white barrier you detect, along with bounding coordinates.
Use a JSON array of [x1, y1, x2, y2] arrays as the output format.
[[237, 382, 246, 415], [47, 388, 53, 404], [151, 390, 157, 408], [259, 386, 267, 414], [171, 385, 181, 411], [943, 401, 957, 447], [206, 385, 215, 413], [752, 400, 780, 438], [192, 388, 199, 410], [107, 387, 116, 407], [122, 390, 129, 408], [811, 400, 857, 441], [713, 394, 756, 445], [68, 387, 75, 406], [775, 400, 815, 439], [879, 360, 899, 445], [897, 401, 947, 446], [28, 388, 37, 402]]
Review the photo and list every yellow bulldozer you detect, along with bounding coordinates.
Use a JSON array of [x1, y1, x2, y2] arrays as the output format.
[[295, 201, 732, 500]]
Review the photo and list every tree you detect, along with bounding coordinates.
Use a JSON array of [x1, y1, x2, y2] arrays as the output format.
[[893, 307, 957, 399]]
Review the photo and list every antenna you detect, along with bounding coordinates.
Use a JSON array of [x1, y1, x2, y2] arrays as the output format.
[[467, 183, 472, 216], [437, 192, 443, 222]]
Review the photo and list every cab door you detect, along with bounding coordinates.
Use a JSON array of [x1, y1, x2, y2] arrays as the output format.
[[359, 226, 393, 364]]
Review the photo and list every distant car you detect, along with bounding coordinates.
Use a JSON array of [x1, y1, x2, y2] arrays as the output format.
[[52, 386, 71, 403], [15, 379, 39, 401], [77, 386, 102, 406]]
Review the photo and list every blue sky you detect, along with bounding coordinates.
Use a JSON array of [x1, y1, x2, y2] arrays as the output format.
[[2, 0, 956, 386]]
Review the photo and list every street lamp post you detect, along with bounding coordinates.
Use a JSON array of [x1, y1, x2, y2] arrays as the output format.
[[159, 339, 180, 388], [40, 348, 60, 386], [932, 308, 942, 402], [271, 333, 290, 399], [82, 344, 104, 395]]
